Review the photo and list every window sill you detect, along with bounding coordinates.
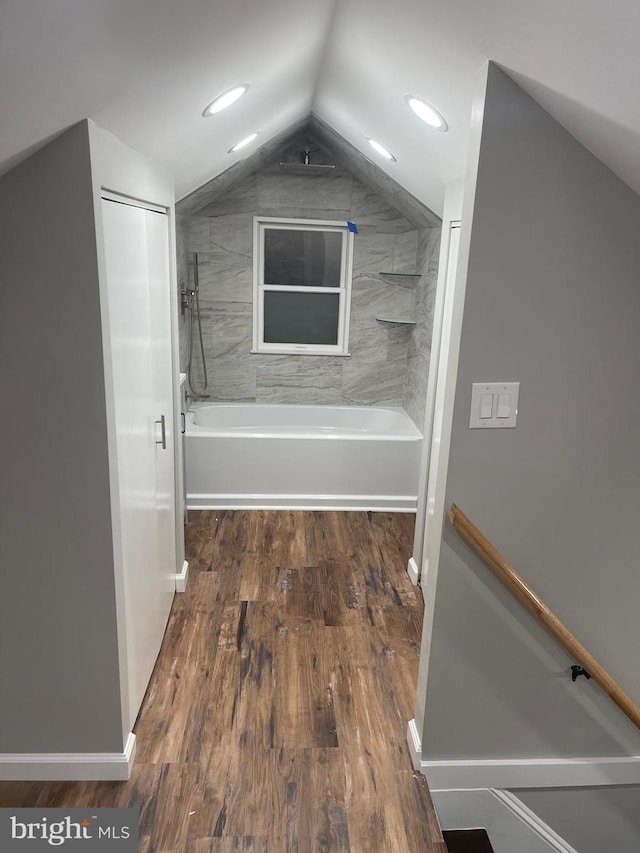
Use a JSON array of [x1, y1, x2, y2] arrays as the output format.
[[251, 349, 351, 357]]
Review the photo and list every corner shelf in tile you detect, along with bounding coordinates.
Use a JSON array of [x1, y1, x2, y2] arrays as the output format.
[[375, 317, 416, 325], [379, 271, 422, 277]]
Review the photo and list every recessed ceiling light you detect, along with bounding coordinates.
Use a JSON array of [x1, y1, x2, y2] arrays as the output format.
[[228, 132, 260, 153], [203, 83, 250, 117], [405, 95, 448, 131], [367, 137, 396, 162]]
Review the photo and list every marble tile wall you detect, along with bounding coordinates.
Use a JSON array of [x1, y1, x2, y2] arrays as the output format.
[[404, 228, 441, 428], [177, 132, 440, 429], [307, 115, 440, 229], [176, 214, 190, 373]]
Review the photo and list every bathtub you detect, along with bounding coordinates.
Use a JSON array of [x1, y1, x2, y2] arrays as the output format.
[[185, 404, 422, 511]]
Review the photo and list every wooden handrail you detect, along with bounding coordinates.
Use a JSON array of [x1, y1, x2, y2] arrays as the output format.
[[448, 503, 640, 731]]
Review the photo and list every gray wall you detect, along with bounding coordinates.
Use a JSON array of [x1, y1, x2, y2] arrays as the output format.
[[177, 133, 439, 428], [422, 63, 640, 762], [0, 123, 124, 752], [517, 787, 640, 853]]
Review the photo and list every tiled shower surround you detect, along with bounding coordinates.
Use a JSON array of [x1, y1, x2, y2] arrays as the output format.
[[176, 130, 440, 431]]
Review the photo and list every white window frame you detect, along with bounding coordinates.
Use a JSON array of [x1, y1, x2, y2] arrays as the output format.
[[252, 216, 354, 356]]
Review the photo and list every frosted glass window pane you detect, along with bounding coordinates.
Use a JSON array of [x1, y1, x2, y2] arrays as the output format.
[[264, 291, 340, 345], [264, 229, 342, 287]]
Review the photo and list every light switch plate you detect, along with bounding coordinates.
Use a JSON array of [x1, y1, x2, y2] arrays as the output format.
[[470, 382, 520, 428]]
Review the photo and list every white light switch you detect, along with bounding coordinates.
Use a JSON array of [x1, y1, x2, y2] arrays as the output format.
[[480, 393, 494, 419], [470, 382, 520, 428], [496, 393, 511, 419]]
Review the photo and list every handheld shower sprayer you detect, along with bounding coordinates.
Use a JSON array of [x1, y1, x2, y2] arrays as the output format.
[[185, 252, 208, 396], [181, 254, 201, 314]]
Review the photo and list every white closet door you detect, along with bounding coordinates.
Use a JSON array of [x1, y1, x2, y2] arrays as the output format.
[[102, 196, 175, 729], [145, 208, 177, 599]]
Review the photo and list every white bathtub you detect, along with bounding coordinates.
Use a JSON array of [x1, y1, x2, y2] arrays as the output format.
[[185, 404, 422, 511]]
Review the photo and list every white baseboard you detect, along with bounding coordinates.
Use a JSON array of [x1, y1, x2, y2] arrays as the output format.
[[170, 559, 189, 593], [406, 719, 640, 787], [407, 556, 420, 585], [187, 493, 417, 512], [432, 788, 578, 853], [420, 756, 640, 789], [407, 718, 423, 771], [0, 733, 136, 781]]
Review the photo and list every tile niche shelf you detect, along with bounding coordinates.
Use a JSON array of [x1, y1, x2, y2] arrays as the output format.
[[375, 317, 416, 325], [376, 271, 420, 324]]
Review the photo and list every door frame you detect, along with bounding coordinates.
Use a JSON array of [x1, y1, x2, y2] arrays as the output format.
[[409, 181, 465, 587]]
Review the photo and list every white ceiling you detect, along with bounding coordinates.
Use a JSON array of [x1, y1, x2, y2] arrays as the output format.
[[2, 0, 640, 216]]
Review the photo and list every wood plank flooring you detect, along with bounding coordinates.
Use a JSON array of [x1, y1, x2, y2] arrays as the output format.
[[0, 510, 446, 853]]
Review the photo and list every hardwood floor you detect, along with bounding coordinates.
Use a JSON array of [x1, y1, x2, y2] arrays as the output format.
[[0, 510, 446, 852]]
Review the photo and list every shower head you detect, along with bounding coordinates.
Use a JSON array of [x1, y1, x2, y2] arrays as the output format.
[[279, 147, 335, 176]]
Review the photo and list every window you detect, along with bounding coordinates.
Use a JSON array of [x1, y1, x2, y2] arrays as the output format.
[[252, 217, 354, 355]]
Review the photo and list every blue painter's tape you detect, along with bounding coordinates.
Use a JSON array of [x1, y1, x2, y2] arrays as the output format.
[[347, 220, 358, 233]]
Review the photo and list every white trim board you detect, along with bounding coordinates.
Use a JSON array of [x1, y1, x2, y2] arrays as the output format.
[[0, 733, 136, 781], [187, 494, 418, 512], [170, 559, 189, 593], [433, 788, 578, 853], [407, 718, 423, 770], [406, 720, 640, 787], [407, 557, 420, 586], [421, 757, 640, 789]]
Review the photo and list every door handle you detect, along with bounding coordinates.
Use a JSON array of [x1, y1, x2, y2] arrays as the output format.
[[181, 412, 186, 435], [155, 415, 167, 449]]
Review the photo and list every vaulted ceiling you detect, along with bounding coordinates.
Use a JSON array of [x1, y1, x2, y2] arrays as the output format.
[[2, 0, 640, 216]]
